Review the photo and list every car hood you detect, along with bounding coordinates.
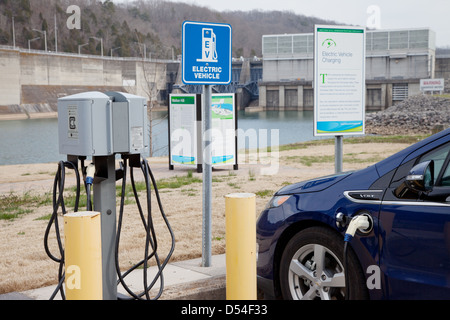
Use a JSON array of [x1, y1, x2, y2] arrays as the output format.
[[275, 171, 353, 195]]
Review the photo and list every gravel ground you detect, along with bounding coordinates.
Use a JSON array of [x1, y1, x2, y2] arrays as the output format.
[[366, 94, 450, 135]]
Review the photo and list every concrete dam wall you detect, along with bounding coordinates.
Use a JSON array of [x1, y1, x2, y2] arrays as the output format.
[[0, 46, 174, 118]]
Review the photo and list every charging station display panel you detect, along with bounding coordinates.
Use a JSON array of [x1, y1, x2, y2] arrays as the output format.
[[211, 94, 236, 166], [169, 94, 198, 166]]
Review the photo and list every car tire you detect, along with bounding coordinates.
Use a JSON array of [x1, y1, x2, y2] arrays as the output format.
[[279, 226, 368, 300]]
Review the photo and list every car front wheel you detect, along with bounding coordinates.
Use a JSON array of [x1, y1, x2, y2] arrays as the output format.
[[279, 226, 368, 300]]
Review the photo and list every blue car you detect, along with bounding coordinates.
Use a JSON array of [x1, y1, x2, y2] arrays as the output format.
[[257, 128, 450, 300]]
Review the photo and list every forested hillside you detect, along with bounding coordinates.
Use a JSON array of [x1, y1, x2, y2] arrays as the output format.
[[0, 0, 337, 58]]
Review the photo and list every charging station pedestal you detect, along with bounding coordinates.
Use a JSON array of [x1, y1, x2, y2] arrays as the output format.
[[57, 91, 148, 300], [93, 155, 117, 299]]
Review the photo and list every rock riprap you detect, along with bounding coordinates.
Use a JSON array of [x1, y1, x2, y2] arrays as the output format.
[[366, 95, 450, 135]]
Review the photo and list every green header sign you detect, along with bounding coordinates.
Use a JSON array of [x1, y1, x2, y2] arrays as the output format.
[[317, 28, 364, 33], [170, 96, 195, 104]]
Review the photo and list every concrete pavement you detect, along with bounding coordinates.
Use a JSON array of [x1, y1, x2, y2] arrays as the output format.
[[0, 254, 226, 300]]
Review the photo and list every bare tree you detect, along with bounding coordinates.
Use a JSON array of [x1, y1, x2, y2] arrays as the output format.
[[135, 31, 168, 157]]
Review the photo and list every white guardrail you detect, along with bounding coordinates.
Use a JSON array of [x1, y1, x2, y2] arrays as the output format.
[[0, 44, 180, 64]]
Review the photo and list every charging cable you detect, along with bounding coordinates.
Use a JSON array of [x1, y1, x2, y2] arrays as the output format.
[[85, 163, 95, 211], [115, 156, 175, 300], [45, 156, 174, 300], [44, 160, 81, 300], [343, 214, 371, 300]]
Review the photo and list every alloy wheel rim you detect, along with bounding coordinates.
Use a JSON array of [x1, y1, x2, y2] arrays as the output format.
[[288, 243, 346, 300]]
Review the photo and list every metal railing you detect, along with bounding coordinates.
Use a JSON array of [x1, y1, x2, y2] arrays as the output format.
[[0, 44, 180, 64]]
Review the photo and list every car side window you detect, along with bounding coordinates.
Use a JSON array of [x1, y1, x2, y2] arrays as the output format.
[[386, 142, 450, 201], [418, 142, 450, 186], [440, 161, 450, 186]]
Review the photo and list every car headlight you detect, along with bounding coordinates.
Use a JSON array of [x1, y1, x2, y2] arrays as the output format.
[[266, 195, 291, 209]]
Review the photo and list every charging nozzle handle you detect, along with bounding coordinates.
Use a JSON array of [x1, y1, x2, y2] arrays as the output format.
[[86, 163, 95, 185], [344, 215, 370, 242]]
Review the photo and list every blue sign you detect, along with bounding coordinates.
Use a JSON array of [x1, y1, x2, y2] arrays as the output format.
[[182, 21, 232, 85]]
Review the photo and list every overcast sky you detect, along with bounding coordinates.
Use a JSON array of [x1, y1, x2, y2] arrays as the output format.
[[113, 0, 450, 47]]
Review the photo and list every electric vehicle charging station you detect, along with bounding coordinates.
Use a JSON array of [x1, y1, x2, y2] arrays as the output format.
[[45, 91, 174, 300]]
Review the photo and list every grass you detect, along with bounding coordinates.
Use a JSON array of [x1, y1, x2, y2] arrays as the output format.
[[156, 171, 202, 189], [255, 189, 273, 198], [0, 192, 37, 220], [283, 155, 334, 166], [0, 171, 203, 221], [227, 182, 241, 189], [269, 134, 429, 153], [282, 152, 386, 167]]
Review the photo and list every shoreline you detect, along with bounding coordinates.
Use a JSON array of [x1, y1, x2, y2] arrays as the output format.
[[0, 106, 170, 121], [0, 112, 58, 121]]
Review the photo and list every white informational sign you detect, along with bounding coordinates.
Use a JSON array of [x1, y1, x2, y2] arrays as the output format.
[[211, 94, 236, 166], [169, 93, 238, 169], [169, 94, 198, 166], [314, 25, 366, 136], [420, 78, 445, 92]]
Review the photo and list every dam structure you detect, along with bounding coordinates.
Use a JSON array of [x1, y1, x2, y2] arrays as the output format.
[[1, 27, 449, 119], [0, 45, 177, 119]]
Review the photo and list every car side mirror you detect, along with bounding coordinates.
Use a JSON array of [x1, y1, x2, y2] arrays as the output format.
[[405, 160, 434, 192]]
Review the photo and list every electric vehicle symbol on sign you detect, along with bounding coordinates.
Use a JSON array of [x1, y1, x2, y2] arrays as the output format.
[[197, 28, 218, 63], [257, 128, 450, 300]]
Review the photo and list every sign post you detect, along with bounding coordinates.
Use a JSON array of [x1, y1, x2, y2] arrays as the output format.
[[314, 25, 366, 173], [182, 21, 232, 267]]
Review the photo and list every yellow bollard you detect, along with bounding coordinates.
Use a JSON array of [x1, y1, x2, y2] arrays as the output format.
[[64, 211, 103, 300], [225, 193, 257, 300]]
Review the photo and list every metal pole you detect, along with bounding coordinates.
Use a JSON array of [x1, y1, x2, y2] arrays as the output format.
[[90, 37, 103, 57], [29, 37, 40, 52], [32, 29, 47, 52], [12, 17, 15, 49], [202, 85, 212, 267], [54, 14, 58, 53], [335, 135, 343, 174], [93, 155, 117, 300]]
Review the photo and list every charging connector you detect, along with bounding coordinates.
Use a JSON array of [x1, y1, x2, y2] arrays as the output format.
[[85, 163, 95, 185], [84, 163, 95, 211], [344, 214, 371, 242]]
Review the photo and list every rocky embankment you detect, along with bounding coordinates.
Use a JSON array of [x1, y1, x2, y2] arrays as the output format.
[[366, 95, 450, 135]]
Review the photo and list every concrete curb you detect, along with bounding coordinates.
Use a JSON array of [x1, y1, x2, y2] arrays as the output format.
[[0, 254, 227, 301]]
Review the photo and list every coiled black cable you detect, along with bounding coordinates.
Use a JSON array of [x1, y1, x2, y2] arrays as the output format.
[[44, 160, 82, 300], [45, 155, 175, 300], [115, 156, 175, 300]]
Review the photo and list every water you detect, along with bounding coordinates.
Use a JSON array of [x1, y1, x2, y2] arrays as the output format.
[[0, 110, 325, 165]]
